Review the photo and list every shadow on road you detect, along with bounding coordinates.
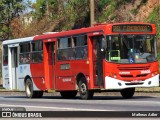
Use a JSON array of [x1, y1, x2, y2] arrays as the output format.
[[3, 95, 157, 101], [91, 96, 156, 100]]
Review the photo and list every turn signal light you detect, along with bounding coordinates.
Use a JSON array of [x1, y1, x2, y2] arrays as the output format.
[[151, 72, 158, 77], [109, 73, 117, 78]]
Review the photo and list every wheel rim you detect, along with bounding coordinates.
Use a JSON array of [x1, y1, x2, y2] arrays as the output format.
[[80, 83, 87, 95], [26, 83, 31, 96]]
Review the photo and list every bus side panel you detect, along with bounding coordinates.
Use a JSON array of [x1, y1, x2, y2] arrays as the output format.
[[70, 60, 89, 87], [55, 60, 89, 91], [2, 66, 9, 89], [18, 64, 31, 90], [55, 61, 75, 91], [30, 63, 46, 90]]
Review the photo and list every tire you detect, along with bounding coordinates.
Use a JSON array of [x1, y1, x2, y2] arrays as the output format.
[[120, 88, 135, 99], [36, 91, 43, 98], [78, 77, 94, 100], [25, 78, 43, 98], [60, 91, 77, 99]]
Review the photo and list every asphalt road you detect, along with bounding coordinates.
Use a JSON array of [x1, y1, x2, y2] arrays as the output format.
[[0, 92, 160, 111]]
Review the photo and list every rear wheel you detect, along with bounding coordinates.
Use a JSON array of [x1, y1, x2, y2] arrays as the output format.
[[36, 91, 43, 98], [78, 77, 94, 100], [60, 91, 77, 99], [25, 78, 43, 98], [120, 88, 135, 99]]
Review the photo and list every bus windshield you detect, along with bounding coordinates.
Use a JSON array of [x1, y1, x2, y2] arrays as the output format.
[[105, 34, 157, 63]]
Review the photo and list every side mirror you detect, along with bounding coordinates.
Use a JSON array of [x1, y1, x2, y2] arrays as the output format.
[[101, 48, 105, 52], [100, 48, 106, 58]]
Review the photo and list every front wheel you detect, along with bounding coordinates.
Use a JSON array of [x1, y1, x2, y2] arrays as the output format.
[[120, 88, 135, 99], [78, 77, 94, 100]]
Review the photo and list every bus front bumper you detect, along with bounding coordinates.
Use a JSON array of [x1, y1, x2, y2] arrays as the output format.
[[104, 74, 159, 90]]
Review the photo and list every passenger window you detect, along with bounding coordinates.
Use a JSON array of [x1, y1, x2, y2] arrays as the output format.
[[3, 45, 8, 66], [73, 35, 87, 46], [19, 42, 31, 64], [58, 37, 71, 49], [57, 37, 73, 61], [31, 41, 43, 63], [57, 35, 88, 61], [73, 35, 88, 59], [20, 42, 30, 53], [32, 41, 43, 51]]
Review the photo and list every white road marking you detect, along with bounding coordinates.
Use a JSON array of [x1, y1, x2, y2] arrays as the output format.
[[0, 104, 112, 111], [122, 100, 160, 104]]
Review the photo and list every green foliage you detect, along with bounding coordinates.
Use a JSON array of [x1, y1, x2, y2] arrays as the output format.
[[142, 0, 147, 4], [146, 6, 160, 63], [157, 52, 160, 61], [98, 0, 116, 22], [35, 0, 46, 18], [146, 6, 160, 37], [0, 0, 25, 40], [98, 0, 111, 11], [51, 0, 90, 31], [130, 9, 138, 15]]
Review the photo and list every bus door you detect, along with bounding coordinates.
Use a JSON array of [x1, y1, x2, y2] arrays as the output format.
[[8, 45, 18, 90], [91, 36, 104, 87], [44, 41, 56, 89]]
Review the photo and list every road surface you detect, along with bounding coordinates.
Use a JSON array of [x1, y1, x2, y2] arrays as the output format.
[[0, 92, 159, 111]]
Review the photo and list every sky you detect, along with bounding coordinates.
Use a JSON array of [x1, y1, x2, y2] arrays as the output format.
[[31, 0, 36, 3], [24, 0, 36, 13]]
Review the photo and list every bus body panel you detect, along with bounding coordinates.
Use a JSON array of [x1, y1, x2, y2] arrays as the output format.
[[30, 63, 46, 90], [2, 37, 41, 91], [103, 61, 158, 81], [103, 60, 159, 89], [55, 60, 90, 91], [105, 74, 159, 90], [2, 66, 9, 89], [18, 64, 29, 90], [19, 64, 35, 91]]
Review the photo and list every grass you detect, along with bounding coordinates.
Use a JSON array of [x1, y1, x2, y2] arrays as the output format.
[[136, 87, 160, 92]]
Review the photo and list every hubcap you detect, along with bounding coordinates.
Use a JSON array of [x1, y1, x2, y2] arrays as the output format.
[[80, 83, 87, 95], [26, 83, 31, 96]]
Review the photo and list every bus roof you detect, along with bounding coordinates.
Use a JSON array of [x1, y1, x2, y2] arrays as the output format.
[[33, 24, 107, 40], [2, 36, 34, 45], [33, 22, 155, 40]]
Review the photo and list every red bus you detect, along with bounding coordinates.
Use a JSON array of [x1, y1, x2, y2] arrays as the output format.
[[2, 22, 159, 99]]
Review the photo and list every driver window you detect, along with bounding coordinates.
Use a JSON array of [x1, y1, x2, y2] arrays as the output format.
[[106, 36, 121, 62], [112, 36, 120, 50]]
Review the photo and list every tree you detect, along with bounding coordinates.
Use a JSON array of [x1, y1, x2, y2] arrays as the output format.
[[34, 0, 46, 18], [0, 0, 25, 40]]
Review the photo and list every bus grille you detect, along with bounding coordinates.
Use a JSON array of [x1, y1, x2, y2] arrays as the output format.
[[118, 66, 150, 71], [120, 75, 133, 78]]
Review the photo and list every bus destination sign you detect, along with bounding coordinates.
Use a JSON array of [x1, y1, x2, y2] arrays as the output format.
[[112, 24, 152, 32]]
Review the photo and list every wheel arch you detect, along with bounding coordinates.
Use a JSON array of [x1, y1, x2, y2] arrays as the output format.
[[24, 75, 32, 85], [76, 73, 86, 85], [23, 75, 39, 91]]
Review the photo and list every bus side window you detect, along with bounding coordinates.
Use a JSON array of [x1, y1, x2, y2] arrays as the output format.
[[73, 35, 88, 59], [19, 42, 31, 64], [57, 37, 72, 61], [3, 45, 8, 66], [31, 41, 43, 63]]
